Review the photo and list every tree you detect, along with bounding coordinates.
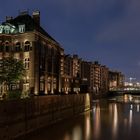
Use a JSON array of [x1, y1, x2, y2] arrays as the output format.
[[0, 57, 25, 96]]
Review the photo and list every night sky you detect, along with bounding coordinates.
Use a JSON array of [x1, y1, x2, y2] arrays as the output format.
[[0, 0, 140, 81]]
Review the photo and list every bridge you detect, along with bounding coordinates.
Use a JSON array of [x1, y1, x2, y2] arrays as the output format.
[[109, 86, 140, 95]]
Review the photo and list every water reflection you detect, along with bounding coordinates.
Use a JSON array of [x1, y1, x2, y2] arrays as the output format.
[[129, 109, 132, 130], [112, 104, 118, 139], [85, 113, 91, 140], [22, 95, 140, 140], [63, 133, 71, 140], [130, 104, 133, 110], [137, 105, 139, 112], [72, 126, 82, 140], [93, 103, 101, 139], [123, 94, 133, 102]]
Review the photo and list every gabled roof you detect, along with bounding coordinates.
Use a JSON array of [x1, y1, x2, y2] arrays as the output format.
[[3, 14, 59, 44]]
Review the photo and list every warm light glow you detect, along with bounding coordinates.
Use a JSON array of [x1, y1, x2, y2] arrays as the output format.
[[93, 104, 101, 139], [63, 133, 71, 140], [124, 94, 128, 102], [84, 94, 90, 110], [112, 104, 118, 139], [109, 104, 113, 118], [85, 113, 91, 140], [137, 105, 140, 112], [45, 82, 48, 94], [72, 126, 82, 140], [129, 110, 133, 130]]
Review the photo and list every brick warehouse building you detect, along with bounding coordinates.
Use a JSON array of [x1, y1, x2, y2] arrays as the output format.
[[0, 10, 64, 96], [0, 10, 125, 98]]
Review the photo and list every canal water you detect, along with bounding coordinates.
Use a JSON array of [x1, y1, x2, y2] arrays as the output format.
[[22, 95, 140, 140]]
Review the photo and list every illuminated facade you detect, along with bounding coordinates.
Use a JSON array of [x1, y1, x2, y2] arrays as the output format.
[[80, 60, 91, 93], [0, 10, 125, 97], [109, 71, 124, 90], [101, 65, 109, 94], [90, 61, 109, 96], [71, 55, 81, 93], [0, 10, 64, 96], [61, 54, 73, 93], [90, 61, 101, 94], [62, 54, 81, 93]]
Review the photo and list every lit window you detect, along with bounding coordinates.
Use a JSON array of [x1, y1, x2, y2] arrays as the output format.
[[18, 25, 25, 33], [24, 41, 31, 52], [24, 58, 30, 69], [40, 83, 44, 91], [4, 25, 10, 34], [40, 76, 45, 91]]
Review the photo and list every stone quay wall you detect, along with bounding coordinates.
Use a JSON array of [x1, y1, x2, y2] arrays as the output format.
[[0, 93, 91, 140]]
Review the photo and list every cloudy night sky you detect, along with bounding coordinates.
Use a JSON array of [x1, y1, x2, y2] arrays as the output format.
[[0, 0, 140, 81]]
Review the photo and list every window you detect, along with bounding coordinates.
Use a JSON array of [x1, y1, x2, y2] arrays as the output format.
[[23, 84, 29, 91], [0, 41, 4, 52], [24, 41, 30, 52], [4, 25, 10, 34], [5, 42, 10, 52], [11, 85, 17, 90], [0, 25, 3, 33], [23, 76, 29, 83], [0, 59, 2, 72], [18, 25, 25, 33], [24, 58, 30, 69], [40, 76, 45, 91], [40, 83, 44, 91], [15, 42, 21, 52]]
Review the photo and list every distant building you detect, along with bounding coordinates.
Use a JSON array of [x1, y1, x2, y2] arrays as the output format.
[[61, 54, 73, 93], [71, 55, 81, 93], [90, 61, 109, 96], [0, 10, 64, 96], [61, 54, 81, 94], [80, 60, 91, 93], [101, 65, 109, 94], [109, 71, 124, 90], [90, 61, 101, 95]]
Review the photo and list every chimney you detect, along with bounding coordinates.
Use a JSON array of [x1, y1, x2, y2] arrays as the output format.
[[32, 10, 40, 26]]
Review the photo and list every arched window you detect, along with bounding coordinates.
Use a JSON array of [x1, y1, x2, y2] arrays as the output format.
[[15, 42, 21, 52], [5, 41, 10, 52], [0, 41, 3, 52], [40, 76, 45, 91], [24, 41, 30, 52], [0, 42, 5, 52], [24, 58, 30, 69]]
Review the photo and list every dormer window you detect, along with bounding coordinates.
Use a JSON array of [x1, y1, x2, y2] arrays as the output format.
[[0, 26, 3, 33], [4, 25, 10, 34], [19, 25, 25, 33]]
